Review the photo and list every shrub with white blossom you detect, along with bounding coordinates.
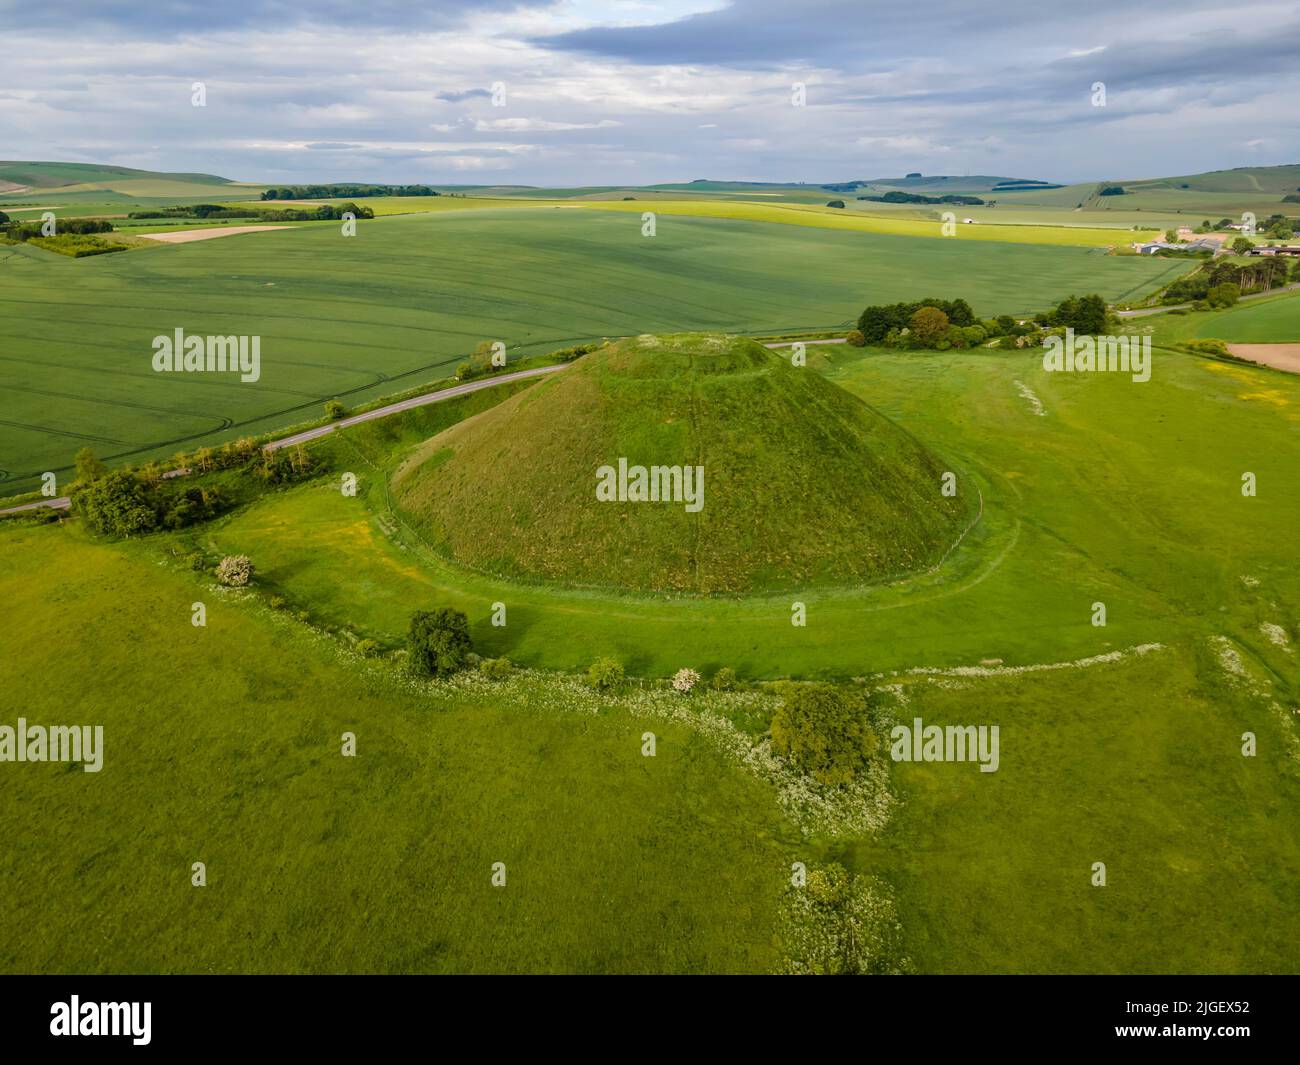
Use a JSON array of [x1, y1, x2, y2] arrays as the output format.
[[778, 862, 911, 975], [672, 667, 701, 693], [214, 554, 254, 587]]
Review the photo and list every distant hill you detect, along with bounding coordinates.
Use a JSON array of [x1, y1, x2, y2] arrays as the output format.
[[0, 161, 236, 189], [3, 159, 1294, 208], [1118, 164, 1300, 195], [859, 175, 1046, 192], [0, 161, 259, 203]]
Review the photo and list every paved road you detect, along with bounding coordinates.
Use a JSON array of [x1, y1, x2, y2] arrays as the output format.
[[1, 343, 826, 516], [1118, 282, 1300, 318], [764, 337, 847, 349], [0, 495, 70, 514], [265, 363, 571, 451]]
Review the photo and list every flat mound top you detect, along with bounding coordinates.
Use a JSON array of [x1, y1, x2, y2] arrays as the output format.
[[392, 333, 974, 594]]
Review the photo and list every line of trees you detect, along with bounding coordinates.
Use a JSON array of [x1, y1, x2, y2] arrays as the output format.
[[129, 205, 256, 219], [857, 293, 1123, 352], [261, 185, 439, 200], [858, 191, 985, 205], [5, 218, 114, 239], [69, 441, 316, 538], [257, 202, 375, 222]]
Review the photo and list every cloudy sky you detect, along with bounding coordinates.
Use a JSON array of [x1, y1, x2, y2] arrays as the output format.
[[1, 0, 1297, 186]]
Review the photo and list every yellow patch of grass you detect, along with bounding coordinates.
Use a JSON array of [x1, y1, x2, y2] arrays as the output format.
[[569, 199, 1155, 248], [1237, 389, 1290, 407]]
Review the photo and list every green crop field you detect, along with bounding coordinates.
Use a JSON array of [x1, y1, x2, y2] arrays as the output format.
[[0, 208, 1186, 490], [232, 193, 1161, 244]]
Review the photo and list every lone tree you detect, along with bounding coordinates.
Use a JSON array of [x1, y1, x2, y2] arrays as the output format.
[[407, 608, 473, 677], [770, 683, 878, 787], [73, 470, 156, 538], [73, 447, 107, 486], [908, 305, 950, 347]]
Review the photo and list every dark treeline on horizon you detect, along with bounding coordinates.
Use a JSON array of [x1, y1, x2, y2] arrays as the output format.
[[261, 184, 441, 200]]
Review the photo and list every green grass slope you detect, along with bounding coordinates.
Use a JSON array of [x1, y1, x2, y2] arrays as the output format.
[[0, 160, 235, 190], [0, 524, 793, 974], [1150, 163, 1300, 194], [391, 333, 972, 594], [1194, 289, 1300, 343]]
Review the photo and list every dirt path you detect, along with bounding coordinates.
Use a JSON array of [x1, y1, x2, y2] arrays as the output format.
[[141, 225, 294, 244], [1225, 344, 1300, 374]]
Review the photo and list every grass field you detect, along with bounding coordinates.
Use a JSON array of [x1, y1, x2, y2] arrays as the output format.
[[859, 643, 1300, 974], [195, 327, 1300, 683], [3, 324, 1297, 973], [1192, 289, 1300, 343], [0, 208, 1186, 490], [0, 525, 798, 973]]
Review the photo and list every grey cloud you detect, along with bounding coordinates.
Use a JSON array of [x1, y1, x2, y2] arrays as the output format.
[[0, 0, 546, 34], [437, 89, 493, 102]]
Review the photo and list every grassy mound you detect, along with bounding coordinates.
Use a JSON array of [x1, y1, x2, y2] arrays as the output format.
[[391, 333, 973, 594]]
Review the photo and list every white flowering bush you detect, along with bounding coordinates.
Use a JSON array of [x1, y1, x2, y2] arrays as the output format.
[[214, 555, 254, 587], [672, 667, 701, 693], [777, 863, 912, 975]]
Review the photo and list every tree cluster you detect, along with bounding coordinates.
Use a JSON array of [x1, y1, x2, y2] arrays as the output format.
[[1036, 293, 1110, 334], [261, 185, 439, 200], [858, 191, 984, 205], [1162, 257, 1294, 304], [770, 683, 879, 787], [257, 202, 375, 222], [5, 218, 113, 239], [73, 468, 228, 538]]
